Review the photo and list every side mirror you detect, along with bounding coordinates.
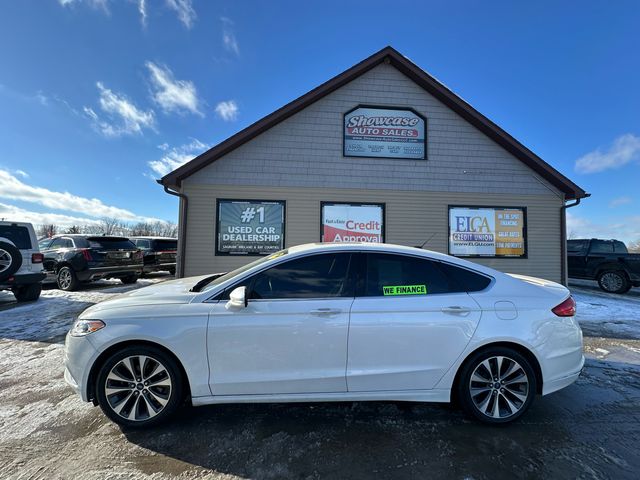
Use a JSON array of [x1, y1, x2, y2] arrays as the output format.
[[225, 286, 248, 310]]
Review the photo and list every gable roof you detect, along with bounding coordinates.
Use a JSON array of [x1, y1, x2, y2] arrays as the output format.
[[159, 46, 587, 200]]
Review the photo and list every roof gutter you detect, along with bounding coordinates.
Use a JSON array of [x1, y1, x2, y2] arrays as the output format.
[[560, 194, 590, 285], [159, 181, 188, 278]]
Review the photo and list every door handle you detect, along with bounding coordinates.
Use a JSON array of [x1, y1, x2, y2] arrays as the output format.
[[310, 308, 341, 316], [442, 306, 471, 316]]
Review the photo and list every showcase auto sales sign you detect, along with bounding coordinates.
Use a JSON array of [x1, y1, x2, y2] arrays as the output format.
[[344, 106, 426, 159], [322, 204, 383, 243]]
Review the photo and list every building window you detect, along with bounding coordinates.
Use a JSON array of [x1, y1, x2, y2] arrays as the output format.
[[216, 199, 285, 256], [448, 206, 527, 258], [321, 202, 385, 243]]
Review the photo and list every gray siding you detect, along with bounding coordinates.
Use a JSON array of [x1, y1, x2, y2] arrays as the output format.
[[183, 184, 563, 283], [186, 63, 560, 198]]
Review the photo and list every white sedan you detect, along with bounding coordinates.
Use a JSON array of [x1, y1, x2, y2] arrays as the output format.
[[64, 243, 584, 427]]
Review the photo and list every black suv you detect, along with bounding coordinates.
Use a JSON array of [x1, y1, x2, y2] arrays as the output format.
[[39, 235, 143, 291], [131, 237, 177, 276]]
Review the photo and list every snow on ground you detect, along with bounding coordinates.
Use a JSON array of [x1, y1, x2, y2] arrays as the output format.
[[569, 279, 640, 340]]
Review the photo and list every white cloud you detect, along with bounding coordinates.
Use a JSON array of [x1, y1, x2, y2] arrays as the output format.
[[146, 62, 202, 116], [84, 82, 156, 137], [58, 0, 110, 13], [165, 0, 196, 29], [137, 0, 147, 26], [221, 17, 240, 56], [0, 169, 161, 223], [0, 202, 101, 228], [148, 139, 209, 177], [214, 100, 238, 121], [567, 212, 640, 243], [14, 170, 29, 178], [609, 196, 632, 208], [575, 133, 640, 174]]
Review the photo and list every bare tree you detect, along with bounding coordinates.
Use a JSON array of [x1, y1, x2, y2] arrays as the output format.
[[131, 222, 154, 236], [65, 225, 82, 234], [37, 224, 57, 238]]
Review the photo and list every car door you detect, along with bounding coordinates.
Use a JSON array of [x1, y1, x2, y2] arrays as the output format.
[[347, 252, 482, 392], [42, 237, 72, 273], [207, 252, 355, 396]]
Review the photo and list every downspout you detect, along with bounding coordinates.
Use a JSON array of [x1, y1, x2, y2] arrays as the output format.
[[560, 194, 589, 286], [161, 183, 188, 278]]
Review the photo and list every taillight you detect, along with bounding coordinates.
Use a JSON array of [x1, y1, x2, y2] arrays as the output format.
[[81, 249, 93, 261], [552, 296, 576, 317], [31, 253, 44, 263]]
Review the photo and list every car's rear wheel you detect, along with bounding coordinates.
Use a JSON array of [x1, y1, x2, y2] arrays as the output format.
[[12, 283, 42, 302], [121, 275, 138, 285], [597, 271, 631, 294], [96, 346, 183, 428], [57, 266, 79, 291], [457, 347, 536, 424]]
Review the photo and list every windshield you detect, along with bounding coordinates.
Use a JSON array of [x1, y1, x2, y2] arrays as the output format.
[[201, 249, 289, 291]]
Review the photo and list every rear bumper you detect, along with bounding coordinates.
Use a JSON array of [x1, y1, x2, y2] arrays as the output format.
[[77, 265, 143, 282], [143, 262, 176, 273], [542, 355, 584, 395], [0, 272, 46, 288]]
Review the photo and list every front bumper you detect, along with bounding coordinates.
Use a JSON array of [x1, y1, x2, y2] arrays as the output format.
[[64, 332, 98, 402]]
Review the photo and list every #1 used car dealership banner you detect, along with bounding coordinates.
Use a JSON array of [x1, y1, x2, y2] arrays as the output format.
[[344, 106, 426, 159], [322, 203, 384, 243], [217, 200, 285, 255], [449, 206, 526, 257]]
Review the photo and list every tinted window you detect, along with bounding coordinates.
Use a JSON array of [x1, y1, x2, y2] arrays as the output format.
[[153, 240, 177, 251], [437, 262, 492, 292], [88, 237, 136, 250], [365, 253, 460, 296], [134, 239, 150, 249], [250, 253, 353, 299], [567, 240, 588, 253], [590, 241, 613, 254], [38, 238, 52, 250], [48, 238, 72, 249], [0, 226, 31, 249], [614, 241, 628, 254]]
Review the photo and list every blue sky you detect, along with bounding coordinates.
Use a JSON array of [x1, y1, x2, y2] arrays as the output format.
[[0, 1, 639, 241]]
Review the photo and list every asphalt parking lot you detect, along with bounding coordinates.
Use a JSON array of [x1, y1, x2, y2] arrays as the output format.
[[0, 278, 639, 479]]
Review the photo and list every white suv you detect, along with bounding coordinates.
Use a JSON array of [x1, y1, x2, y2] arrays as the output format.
[[0, 221, 46, 302]]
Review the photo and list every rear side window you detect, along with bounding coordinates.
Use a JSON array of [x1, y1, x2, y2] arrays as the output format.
[[250, 253, 353, 299], [437, 262, 492, 292], [88, 238, 136, 250], [153, 240, 177, 251], [613, 241, 627, 254], [365, 253, 460, 296], [590, 241, 613, 254], [0, 226, 32, 249]]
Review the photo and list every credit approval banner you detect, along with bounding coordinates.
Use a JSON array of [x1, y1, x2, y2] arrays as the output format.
[[344, 106, 425, 159], [321, 203, 384, 243], [216, 200, 285, 255], [449, 206, 526, 257]]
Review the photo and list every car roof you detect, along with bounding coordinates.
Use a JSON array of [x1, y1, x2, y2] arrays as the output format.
[[130, 236, 177, 240]]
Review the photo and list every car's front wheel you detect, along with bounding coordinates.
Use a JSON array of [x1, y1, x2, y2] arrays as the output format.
[[121, 275, 138, 285], [95, 346, 183, 428], [457, 347, 537, 424]]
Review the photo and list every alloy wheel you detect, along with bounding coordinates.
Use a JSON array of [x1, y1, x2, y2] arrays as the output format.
[[0, 248, 11, 274], [104, 355, 172, 421], [600, 272, 623, 292], [58, 268, 72, 290], [468, 355, 530, 419]]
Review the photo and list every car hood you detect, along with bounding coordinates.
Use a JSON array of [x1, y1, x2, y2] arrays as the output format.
[[79, 275, 211, 315]]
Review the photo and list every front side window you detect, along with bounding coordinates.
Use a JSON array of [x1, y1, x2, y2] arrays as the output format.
[[249, 253, 353, 299], [365, 253, 461, 296]]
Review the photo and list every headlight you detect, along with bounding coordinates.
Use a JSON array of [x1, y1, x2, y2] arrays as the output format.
[[70, 319, 106, 337]]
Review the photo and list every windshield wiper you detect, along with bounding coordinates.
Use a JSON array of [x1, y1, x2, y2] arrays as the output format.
[[190, 272, 227, 293]]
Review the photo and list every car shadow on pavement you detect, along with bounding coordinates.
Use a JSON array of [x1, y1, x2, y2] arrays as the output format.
[[119, 360, 640, 479]]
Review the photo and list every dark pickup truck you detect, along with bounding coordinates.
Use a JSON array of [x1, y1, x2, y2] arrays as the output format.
[[568, 239, 640, 293]]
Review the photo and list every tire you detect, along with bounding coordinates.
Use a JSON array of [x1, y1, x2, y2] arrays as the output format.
[[457, 347, 537, 424], [12, 283, 42, 302], [95, 345, 184, 428], [0, 241, 22, 283], [57, 266, 79, 291], [121, 275, 138, 285], [597, 271, 631, 294], [168, 268, 176, 276]]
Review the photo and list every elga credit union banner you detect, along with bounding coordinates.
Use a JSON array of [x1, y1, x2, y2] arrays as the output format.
[[344, 106, 426, 159], [322, 203, 384, 243], [449, 207, 526, 257], [217, 200, 285, 255]]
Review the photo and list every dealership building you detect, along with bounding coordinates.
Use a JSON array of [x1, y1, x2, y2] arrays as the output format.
[[159, 46, 588, 284]]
